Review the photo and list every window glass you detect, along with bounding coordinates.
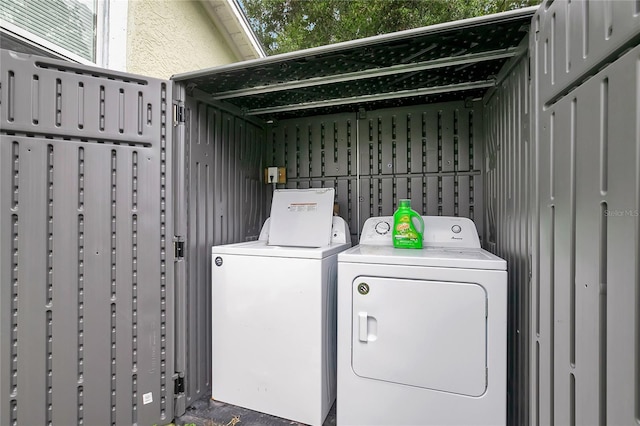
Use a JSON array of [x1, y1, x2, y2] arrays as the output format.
[[0, 0, 96, 61]]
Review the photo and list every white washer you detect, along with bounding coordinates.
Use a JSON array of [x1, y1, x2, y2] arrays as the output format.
[[211, 212, 351, 426], [337, 216, 507, 426]]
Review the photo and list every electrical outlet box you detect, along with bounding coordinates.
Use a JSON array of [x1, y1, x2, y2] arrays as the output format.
[[267, 167, 278, 183], [264, 167, 286, 184]]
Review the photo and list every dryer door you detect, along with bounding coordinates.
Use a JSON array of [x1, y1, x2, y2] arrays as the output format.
[[352, 276, 487, 396]]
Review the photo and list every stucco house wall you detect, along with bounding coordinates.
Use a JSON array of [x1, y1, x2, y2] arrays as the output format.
[[127, 0, 239, 79]]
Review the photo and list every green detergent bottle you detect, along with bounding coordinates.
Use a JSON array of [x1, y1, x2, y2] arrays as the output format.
[[392, 199, 424, 249]]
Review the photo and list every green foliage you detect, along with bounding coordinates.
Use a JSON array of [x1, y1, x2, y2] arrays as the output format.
[[242, 0, 540, 55]]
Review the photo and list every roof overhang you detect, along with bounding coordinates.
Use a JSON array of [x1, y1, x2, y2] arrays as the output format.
[[174, 6, 538, 120], [1, 0, 267, 64], [202, 0, 266, 61]]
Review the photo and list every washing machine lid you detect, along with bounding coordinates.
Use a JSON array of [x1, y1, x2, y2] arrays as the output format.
[[212, 240, 350, 259], [267, 188, 335, 247], [339, 245, 506, 270]]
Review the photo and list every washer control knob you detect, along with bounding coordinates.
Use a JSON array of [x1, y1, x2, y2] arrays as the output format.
[[375, 221, 391, 235], [451, 225, 462, 234]]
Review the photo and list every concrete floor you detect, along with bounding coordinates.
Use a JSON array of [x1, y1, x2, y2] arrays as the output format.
[[174, 396, 337, 426]]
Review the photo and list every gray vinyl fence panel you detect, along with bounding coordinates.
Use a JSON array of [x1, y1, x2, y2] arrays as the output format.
[[264, 102, 484, 243], [174, 93, 266, 410], [0, 51, 174, 426], [531, 3, 640, 425], [535, 0, 640, 106], [484, 52, 531, 426]]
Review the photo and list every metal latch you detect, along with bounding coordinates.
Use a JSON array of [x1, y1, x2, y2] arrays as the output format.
[[174, 376, 185, 394], [174, 239, 185, 259], [173, 104, 185, 126]]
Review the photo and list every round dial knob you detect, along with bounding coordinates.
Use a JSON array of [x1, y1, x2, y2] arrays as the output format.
[[375, 221, 391, 235], [451, 225, 462, 234]]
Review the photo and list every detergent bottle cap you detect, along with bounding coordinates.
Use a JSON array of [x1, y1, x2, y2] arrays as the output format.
[[398, 199, 411, 208]]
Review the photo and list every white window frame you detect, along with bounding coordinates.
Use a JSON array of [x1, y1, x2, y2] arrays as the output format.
[[0, 0, 127, 71], [97, 0, 127, 71]]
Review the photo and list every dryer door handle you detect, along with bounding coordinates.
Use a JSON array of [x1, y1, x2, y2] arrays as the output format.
[[358, 312, 368, 342]]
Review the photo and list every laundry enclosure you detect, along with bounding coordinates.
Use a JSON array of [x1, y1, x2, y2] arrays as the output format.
[[1, 1, 639, 425]]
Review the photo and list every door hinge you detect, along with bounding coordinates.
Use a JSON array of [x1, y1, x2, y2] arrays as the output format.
[[173, 104, 185, 126], [174, 376, 185, 394], [174, 238, 185, 260]]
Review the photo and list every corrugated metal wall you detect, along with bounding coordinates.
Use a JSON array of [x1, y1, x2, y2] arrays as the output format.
[[0, 51, 174, 426], [484, 53, 531, 426], [174, 93, 266, 411], [265, 102, 485, 242], [531, 2, 640, 425]]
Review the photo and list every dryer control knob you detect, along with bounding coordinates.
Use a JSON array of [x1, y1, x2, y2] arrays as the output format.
[[451, 225, 462, 234], [375, 221, 391, 235]]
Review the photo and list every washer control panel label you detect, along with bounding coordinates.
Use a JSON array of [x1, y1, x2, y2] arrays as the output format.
[[288, 202, 318, 212]]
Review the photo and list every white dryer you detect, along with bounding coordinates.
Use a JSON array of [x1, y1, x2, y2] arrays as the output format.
[[211, 188, 351, 426], [337, 216, 507, 426]]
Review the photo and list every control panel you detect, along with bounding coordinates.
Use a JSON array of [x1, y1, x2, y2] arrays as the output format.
[[359, 216, 481, 248]]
